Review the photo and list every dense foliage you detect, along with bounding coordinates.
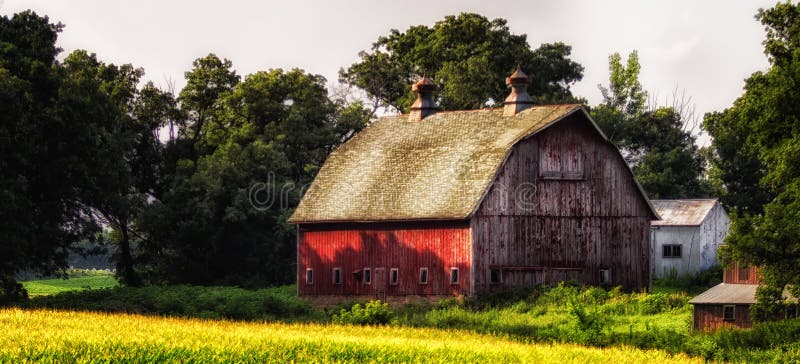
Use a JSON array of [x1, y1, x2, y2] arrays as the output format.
[[703, 2, 800, 319], [27, 285, 309, 320], [340, 13, 584, 112], [0, 12, 130, 298], [136, 62, 357, 287], [0, 12, 370, 292]]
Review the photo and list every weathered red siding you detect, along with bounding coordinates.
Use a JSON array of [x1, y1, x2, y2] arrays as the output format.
[[298, 221, 471, 297], [723, 262, 759, 284], [693, 304, 753, 331], [471, 114, 652, 293]]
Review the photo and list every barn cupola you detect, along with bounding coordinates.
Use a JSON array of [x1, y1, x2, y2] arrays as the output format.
[[503, 65, 535, 117], [408, 74, 439, 122]]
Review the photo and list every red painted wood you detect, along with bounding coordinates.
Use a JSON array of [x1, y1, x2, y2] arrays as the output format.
[[693, 304, 753, 331], [297, 112, 653, 298], [723, 262, 760, 284], [298, 221, 471, 297]]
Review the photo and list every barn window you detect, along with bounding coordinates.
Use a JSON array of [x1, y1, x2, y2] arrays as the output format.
[[489, 269, 501, 284], [662, 244, 682, 258], [363, 268, 371, 285], [599, 269, 611, 284], [723, 305, 736, 322], [450, 268, 459, 285], [539, 131, 585, 180], [738, 266, 750, 281], [332, 268, 341, 285], [419, 267, 429, 284], [390, 268, 399, 286], [305, 268, 313, 285]]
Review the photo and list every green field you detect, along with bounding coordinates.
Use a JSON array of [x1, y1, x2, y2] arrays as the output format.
[[0, 308, 700, 363], [21, 269, 118, 296], [12, 274, 800, 362]]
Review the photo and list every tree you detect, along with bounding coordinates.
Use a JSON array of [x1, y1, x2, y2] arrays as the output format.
[[138, 66, 356, 286], [57, 51, 172, 287], [705, 2, 800, 319], [592, 51, 709, 199], [178, 54, 240, 148], [0, 12, 102, 298], [340, 13, 584, 112]]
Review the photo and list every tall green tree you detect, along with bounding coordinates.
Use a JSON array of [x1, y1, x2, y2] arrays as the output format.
[[0, 11, 100, 299], [704, 2, 800, 320], [340, 13, 584, 112], [592, 51, 709, 199], [138, 64, 360, 286], [57, 51, 170, 287]]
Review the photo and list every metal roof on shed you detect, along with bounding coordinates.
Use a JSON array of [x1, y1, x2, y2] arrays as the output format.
[[689, 283, 758, 304], [651, 199, 718, 226], [690, 283, 797, 304]]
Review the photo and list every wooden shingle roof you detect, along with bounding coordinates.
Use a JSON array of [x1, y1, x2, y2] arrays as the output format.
[[289, 105, 657, 223]]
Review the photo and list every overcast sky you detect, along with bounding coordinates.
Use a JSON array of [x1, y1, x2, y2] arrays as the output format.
[[2, 0, 778, 141]]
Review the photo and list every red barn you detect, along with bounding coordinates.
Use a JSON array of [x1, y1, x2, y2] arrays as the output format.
[[690, 262, 798, 331], [288, 69, 658, 299]]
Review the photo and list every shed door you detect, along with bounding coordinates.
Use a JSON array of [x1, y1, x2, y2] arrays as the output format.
[[374, 267, 386, 301]]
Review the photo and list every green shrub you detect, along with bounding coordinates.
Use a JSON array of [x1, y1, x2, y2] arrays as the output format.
[[567, 298, 606, 345], [472, 287, 536, 308], [24, 285, 310, 320], [333, 300, 393, 325]]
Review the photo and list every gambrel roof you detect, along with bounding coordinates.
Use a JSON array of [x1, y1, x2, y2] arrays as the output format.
[[289, 105, 658, 223]]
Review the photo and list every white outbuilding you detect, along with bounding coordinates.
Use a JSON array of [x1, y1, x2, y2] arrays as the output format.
[[650, 199, 730, 278]]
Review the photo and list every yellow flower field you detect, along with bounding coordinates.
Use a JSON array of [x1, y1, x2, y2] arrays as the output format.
[[0, 308, 701, 363]]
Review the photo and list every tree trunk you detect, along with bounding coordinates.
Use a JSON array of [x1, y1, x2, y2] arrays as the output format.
[[117, 224, 141, 287]]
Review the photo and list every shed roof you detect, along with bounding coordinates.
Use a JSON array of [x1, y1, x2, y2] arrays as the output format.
[[689, 283, 797, 304], [689, 283, 759, 304], [289, 105, 658, 223], [651, 199, 719, 226]]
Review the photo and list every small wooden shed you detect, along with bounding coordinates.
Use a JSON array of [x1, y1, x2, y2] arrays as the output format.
[[690, 262, 798, 331], [289, 69, 659, 299], [650, 199, 729, 278]]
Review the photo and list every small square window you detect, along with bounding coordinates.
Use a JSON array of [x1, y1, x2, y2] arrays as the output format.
[[723, 305, 735, 322], [489, 268, 501, 284], [599, 269, 611, 284], [419, 267, 429, 284], [390, 268, 399, 286], [363, 268, 371, 285], [305, 268, 313, 285], [450, 268, 459, 285], [663, 244, 682, 258], [333, 268, 341, 285]]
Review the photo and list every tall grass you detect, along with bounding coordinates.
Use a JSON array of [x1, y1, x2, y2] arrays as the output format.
[[0, 308, 701, 363]]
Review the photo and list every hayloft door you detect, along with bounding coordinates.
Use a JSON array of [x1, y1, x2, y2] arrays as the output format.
[[374, 267, 386, 301]]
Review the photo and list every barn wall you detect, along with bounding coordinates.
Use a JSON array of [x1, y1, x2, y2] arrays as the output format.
[[652, 226, 702, 278], [705, 204, 730, 270], [471, 114, 652, 293], [723, 261, 760, 284], [298, 221, 471, 297], [651, 203, 730, 278], [693, 304, 753, 331]]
